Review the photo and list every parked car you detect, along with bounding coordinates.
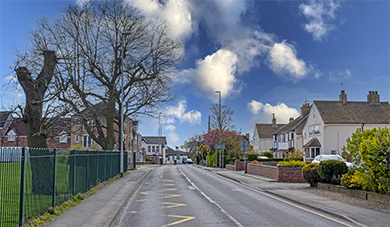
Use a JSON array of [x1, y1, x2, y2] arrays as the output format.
[[312, 155, 353, 168], [257, 156, 268, 159], [185, 159, 194, 164]]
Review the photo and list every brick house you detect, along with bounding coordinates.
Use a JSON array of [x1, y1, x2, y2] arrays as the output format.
[[0, 112, 71, 149]]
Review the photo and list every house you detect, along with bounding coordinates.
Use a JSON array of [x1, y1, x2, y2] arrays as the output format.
[[141, 136, 167, 164], [0, 112, 71, 149], [70, 102, 133, 151], [166, 146, 188, 164], [302, 90, 390, 162], [253, 114, 284, 152], [273, 103, 310, 158]]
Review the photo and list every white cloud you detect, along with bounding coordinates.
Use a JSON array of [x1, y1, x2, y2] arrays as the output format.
[[329, 68, 352, 82], [76, 0, 89, 7], [164, 100, 201, 125], [6, 75, 18, 83], [249, 101, 300, 124], [267, 41, 307, 80], [179, 49, 240, 100], [168, 132, 180, 145], [128, 0, 193, 41], [300, 0, 340, 41], [164, 124, 176, 131], [248, 100, 264, 115]]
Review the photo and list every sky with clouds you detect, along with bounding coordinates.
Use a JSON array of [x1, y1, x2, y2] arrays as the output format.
[[1, 0, 389, 148]]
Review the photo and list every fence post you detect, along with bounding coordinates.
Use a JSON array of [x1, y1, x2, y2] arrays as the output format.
[[86, 150, 89, 190], [52, 148, 57, 208], [18, 147, 26, 227], [73, 150, 76, 195]]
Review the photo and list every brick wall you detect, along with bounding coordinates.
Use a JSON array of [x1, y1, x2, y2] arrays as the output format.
[[277, 165, 307, 183], [247, 163, 278, 180], [235, 160, 249, 171]]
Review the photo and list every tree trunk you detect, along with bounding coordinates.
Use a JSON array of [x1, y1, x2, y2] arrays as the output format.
[[16, 50, 57, 195]]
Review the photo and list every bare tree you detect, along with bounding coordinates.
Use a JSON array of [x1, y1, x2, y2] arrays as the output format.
[[181, 134, 204, 158], [27, 0, 182, 150], [210, 103, 235, 131]]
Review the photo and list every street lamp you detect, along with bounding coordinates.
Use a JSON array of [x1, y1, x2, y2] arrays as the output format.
[[158, 112, 162, 165], [215, 91, 221, 168], [120, 31, 131, 176]]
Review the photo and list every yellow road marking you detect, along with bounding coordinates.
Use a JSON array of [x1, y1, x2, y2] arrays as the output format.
[[163, 184, 176, 186], [163, 179, 175, 182], [162, 188, 177, 192], [162, 202, 187, 208], [130, 211, 137, 214], [223, 177, 354, 227], [140, 192, 148, 195], [136, 199, 146, 202], [160, 194, 181, 198], [161, 215, 195, 227]]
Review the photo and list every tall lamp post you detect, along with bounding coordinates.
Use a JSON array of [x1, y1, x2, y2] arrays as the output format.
[[120, 31, 131, 176], [215, 91, 221, 168], [158, 112, 162, 165]]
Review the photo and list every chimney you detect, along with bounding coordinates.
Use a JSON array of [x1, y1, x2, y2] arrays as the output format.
[[300, 103, 311, 115], [289, 117, 294, 122], [339, 90, 347, 105], [367, 91, 380, 104], [272, 113, 277, 127]]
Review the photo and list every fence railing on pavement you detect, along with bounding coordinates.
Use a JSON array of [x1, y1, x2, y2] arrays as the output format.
[[0, 147, 127, 227]]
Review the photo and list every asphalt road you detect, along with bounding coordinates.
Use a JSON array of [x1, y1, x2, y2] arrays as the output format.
[[118, 165, 357, 227]]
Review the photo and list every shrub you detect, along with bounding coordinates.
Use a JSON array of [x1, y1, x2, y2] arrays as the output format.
[[317, 160, 348, 184], [251, 160, 259, 164], [206, 150, 215, 167], [286, 150, 304, 161], [261, 151, 273, 158], [247, 153, 258, 161], [278, 160, 306, 168], [302, 163, 319, 187]]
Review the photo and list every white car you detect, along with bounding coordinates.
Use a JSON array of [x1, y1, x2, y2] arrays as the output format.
[[312, 155, 354, 168]]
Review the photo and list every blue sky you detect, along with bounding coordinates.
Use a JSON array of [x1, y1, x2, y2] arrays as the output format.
[[1, 0, 389, 148]]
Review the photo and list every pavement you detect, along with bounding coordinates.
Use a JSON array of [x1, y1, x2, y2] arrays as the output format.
[[45, 165, 389, 227]]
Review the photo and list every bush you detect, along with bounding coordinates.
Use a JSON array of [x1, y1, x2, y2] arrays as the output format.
[[277, 160, 306, 168], [206, 150, 215, 167], [302, 163, 320, 187], [318, 160, 348, 184], [251, 160, 259, 164], [247, 153, 258, 161], [286, 150, 304, 161], [261, 151, 273, 158]]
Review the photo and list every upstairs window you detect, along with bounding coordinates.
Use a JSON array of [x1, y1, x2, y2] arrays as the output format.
[[82, 135, 92, 148], [8, 130, 15, 142], [309, 124, 320, 135], [75, 135, 79, 143], [59, 131, 67, 143]]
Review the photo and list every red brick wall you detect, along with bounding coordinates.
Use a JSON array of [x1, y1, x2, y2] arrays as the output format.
[[247, 163, 278, 180], [1, 137, 28, 147], [277, 165, 307, 183], [235, 160, 249, 171]]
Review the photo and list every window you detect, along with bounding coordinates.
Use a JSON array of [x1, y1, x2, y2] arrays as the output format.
[[8, 130, 15, 142], [82, 135, 92, 148], [148, 146, 151, 153], [305, 147, 320, 159], [75, 135, 79, 143], [331, 150, 336, 155], [59, 135, 67, 143], [309, 124, 320, 135]]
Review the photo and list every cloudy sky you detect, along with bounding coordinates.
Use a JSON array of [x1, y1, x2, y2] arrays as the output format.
[[1, 0, 389, 148]]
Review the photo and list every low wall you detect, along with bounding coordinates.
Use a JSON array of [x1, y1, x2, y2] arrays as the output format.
[[234, 160, 306, 183], [226, 164, 235, 171], [247, 163, 278, 180], [318, 183, 390, 205]]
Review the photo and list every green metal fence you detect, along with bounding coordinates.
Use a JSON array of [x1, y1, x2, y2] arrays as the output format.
[[0, 147, 127, 227]]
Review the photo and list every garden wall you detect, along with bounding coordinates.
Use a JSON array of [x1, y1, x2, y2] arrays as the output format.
[[234, 160, 307, 183]]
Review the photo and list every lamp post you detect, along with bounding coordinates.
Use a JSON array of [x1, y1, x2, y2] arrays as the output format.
[[158, 112, 162, 165], [215, 91, 221, 168], [120, 31, 131, 176]]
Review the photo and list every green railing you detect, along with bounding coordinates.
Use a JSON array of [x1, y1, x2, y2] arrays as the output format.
[[0, 147, 127, 227]]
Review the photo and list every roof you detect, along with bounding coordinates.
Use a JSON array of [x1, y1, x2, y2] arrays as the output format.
[[166, 146, 188, 155], [143, 136, 167, 145], [0, 112, 11, 128], [314, 101, 390, 124], [5, 118, 71, 137], [255, 124, 284, 138], [275, 112, 309, 135], [304, 138, 321, 147], [6, 118, 27, 136]]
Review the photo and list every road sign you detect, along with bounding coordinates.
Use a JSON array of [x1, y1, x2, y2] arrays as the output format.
[[214, 144, 225, 150], [240, 140, 249, 152]]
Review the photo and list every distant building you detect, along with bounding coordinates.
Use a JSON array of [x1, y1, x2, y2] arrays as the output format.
[[166, 146, 188, 164], [253, 114, 284, 152], [141, 136, 167, 164], [273, 103, 310, 158], [303, 90, 390, 161]]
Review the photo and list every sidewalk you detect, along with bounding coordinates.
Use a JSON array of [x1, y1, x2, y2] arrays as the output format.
[[199, 166, 389, 227], [46, 167, 152, 227]]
